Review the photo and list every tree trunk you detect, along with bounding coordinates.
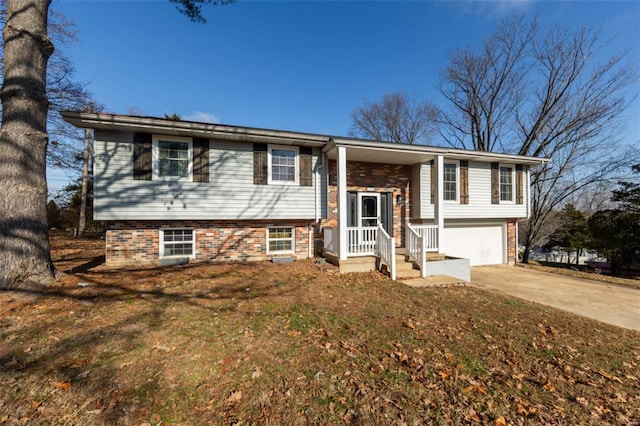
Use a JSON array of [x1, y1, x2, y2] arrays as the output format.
[[78, 121, 92, 234], [0, 0, 55, 289], [521, 240, 531, 264]]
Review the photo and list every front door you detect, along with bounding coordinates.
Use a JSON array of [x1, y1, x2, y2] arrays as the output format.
[[358, 193, 380, 227], [357, 193, 380, 249]]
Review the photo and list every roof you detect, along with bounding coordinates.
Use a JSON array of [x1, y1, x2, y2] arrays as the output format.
[[61, 111, 330, 147], [326, 137, 550, 166], [61, 111, 549, 166]]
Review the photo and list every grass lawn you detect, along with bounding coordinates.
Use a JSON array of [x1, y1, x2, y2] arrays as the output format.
[[0, 233, 638, 425]]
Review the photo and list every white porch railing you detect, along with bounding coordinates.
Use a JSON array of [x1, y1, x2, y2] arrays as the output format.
[[346, 226, 378, 255], [406, 223, 427, 278], [376, 224, 396, 280], [323, 227, 337, 253], [410, 224, 439, 252]]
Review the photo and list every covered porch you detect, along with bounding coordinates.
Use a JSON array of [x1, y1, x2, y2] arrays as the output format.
[[320, 138, 450, 280]]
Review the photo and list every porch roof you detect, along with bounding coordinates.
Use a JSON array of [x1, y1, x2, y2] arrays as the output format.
[[324, 137, 549, 166]]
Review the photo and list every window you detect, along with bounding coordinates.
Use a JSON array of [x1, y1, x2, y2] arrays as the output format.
[[152, 135, 192, 180], [500, 166, 514, 202], [443, 163, 458, 202], [267, 227, 295, 254], [268, 145, 298, 184], [160, 229, 195, 258]]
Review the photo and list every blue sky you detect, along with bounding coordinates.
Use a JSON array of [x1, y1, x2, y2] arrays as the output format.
[[48, 0, 639, 190]]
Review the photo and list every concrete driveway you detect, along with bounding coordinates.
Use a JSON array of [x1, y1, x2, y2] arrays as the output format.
[[471, 265, 640, 331]]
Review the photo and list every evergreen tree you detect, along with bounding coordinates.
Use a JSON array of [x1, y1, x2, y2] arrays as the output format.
[[589, 165, 640, 276], [547, 204, 591, 265]]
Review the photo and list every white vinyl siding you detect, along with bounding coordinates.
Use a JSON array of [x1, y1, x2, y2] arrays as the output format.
[[419, 162, 435, 219], [419, 161, 527, 219], [93, 130, 319, 220]]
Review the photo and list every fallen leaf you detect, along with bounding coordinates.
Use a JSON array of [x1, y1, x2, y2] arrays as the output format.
[[55, 381, 71, 391], [463, 384, 487, 394], [227, 390, 242, 403], [576, 396, 588, 406], [543, 381, 555, 392], [494, 416, 507, 426]]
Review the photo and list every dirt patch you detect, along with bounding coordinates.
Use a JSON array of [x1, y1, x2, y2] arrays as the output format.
[[0, 234, 638, 425]]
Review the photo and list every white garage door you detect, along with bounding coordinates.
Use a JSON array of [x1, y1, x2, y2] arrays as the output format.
[[440, 224, 504, 266]]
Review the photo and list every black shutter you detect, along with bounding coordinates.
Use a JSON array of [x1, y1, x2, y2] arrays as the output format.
[[491, 162, 499, 204], [253, 143, 268, 185], [516, 164, 524, 204], [459, 160, 469, 204], [430, 159, 435, 204], [133, 132, 152, 181], [193, 138, 210, 183], [299, 146, 313, 186]]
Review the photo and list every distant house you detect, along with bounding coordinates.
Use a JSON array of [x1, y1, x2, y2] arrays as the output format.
[[62, 112, 548, 280]]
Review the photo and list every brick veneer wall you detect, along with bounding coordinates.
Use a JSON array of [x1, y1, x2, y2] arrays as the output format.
[[325, 160, 412, 247], [506, 219, 517, 264], [105, 220, 316, 266]]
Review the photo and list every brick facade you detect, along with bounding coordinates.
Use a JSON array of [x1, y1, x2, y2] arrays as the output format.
[[105, 220, 317, 266], [324, 160, 412, 247], [506, 219, 517, 264]]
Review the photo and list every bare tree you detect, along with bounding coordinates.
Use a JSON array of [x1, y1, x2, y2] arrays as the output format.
[[350, 92, 438, 144], [438, 14, 638, 262], [0, 0, 232, 289], [78, 103, 94, 235], [170, 0, 234, 23]]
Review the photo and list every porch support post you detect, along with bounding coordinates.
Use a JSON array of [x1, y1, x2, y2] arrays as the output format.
[[435, 155, 444, 248], [337, 145, 348, 260]]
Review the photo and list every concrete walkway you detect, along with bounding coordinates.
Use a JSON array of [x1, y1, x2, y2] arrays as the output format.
[[471, 265, 640, 331]]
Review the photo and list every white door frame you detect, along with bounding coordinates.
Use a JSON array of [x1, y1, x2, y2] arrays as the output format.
[[357, 192, 380, 227]]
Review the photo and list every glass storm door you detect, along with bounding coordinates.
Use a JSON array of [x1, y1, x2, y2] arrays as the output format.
[[358, 193, 380, 227]]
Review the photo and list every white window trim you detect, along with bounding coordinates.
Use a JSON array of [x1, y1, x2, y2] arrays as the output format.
[[152, 135, 193, 181], [499, 164, 515, 204], [443, 161, 459, 204], [268, 144, 299, 185], [159, 228, 196, 259], [266, 226, 295, 255]]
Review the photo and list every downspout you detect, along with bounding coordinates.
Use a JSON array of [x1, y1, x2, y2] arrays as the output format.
[[435, 155, 444, 250], [526, 167, 531, 219], [315, 148, 320, 223], [515, 221, 519, 263]]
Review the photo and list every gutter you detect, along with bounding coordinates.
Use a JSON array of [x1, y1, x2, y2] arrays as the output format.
[[61, 111, 330, 147], [325, 137, 550, 166]]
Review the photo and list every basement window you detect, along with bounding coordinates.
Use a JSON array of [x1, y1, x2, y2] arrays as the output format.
[[267, 227, 295, 254], [160, 229, 195, 258]]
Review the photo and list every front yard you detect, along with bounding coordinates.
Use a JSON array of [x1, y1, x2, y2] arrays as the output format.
[[0, 234, 638, 425]]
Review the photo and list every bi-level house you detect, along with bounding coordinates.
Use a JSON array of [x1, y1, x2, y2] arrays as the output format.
[[62, 112, 548, 281]]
